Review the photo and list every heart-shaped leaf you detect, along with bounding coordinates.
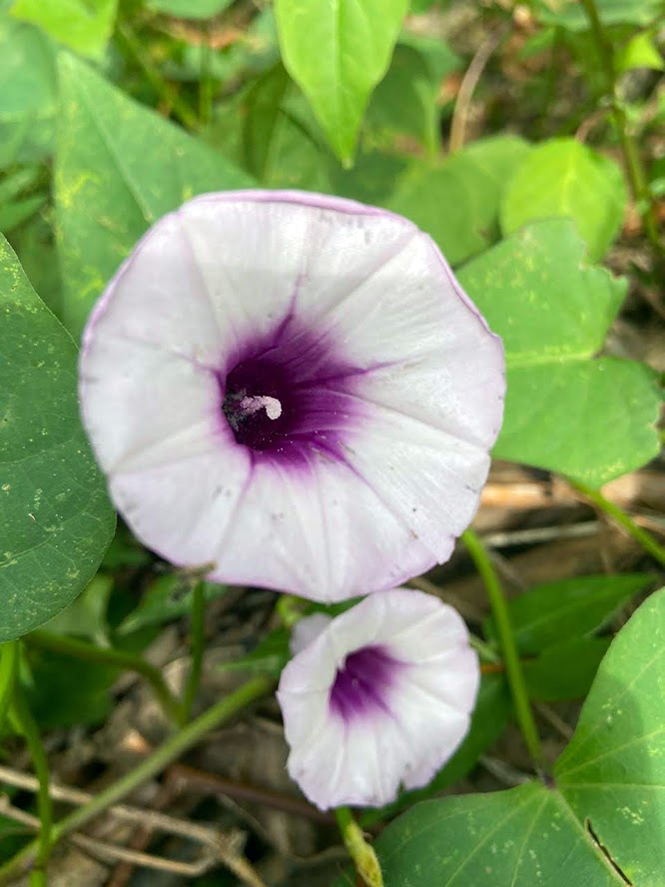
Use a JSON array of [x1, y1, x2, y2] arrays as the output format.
[[0, 236, 115, 641], [361, 588, 665, 886], [458, 219, 660, 485], [500, 138, 626, 261]]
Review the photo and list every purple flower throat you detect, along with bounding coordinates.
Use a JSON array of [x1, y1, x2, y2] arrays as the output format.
[[330, 645, 403, 722], [219, 317, 366, 466]]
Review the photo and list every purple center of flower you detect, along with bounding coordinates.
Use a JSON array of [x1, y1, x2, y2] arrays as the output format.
[[329, 645, 402, 722], [219, 317, 367, 466]]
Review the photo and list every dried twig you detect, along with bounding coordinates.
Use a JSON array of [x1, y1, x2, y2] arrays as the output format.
[[0, 797, 216, 878], [449, 27, 507, 152], [0, 765, 267, 887]]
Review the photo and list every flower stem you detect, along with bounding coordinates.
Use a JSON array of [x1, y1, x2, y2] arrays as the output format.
[[25, 631, 182, 727], [335, 806, 383, 887], [0, 642, 19, 732], [462, 529, 544, 768], [0, 675, 273, 885], [469, 633, 501, 664], [571, 480, 665, 566], [181, 581, 206, 721], [9, 689, 52, 887], [579, 0, 661, 250]]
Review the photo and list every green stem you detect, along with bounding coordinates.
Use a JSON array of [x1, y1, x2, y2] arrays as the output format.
[[0, 642, 19, 732], [199, 27, 214, 126], [26, 631, 182, 727], [335, 806, 383, 887], [470, 633, 501, 664], [181, 581, 206, 721], [462, 529, 544, 768], [572, 480, 665, 566], [0, 676, 273, 886], [9, 689, 52, 887], [116, 21, 199, 131], [579, 0, 661, 249]]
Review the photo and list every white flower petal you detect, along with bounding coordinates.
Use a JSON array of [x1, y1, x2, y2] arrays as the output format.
[[277, 589, 479, 809], [80, 190, 504, 599], [290, 613, 333, 656]]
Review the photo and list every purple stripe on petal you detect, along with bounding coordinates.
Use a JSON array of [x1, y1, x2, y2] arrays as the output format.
[[218, 315, 370, 468], [329, 645, 404, 723]]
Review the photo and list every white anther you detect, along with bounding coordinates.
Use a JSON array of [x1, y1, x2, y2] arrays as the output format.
[[240, 395, 283, 421]]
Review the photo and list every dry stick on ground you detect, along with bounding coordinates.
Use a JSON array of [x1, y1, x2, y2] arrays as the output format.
[[481, 472, 665, 512], [0, 765, 267, 887], [167, 761, 336, 825], [106, 780, 178, 887], [0, 797, 217, 879], [449, 26, 507, 152]]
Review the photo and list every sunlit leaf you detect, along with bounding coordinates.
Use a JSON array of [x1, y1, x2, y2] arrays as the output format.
[[500, 138, 626, 261], [275, 0, 409, 165], [458, 219, 660, 485], [10, 0, 118, 59]]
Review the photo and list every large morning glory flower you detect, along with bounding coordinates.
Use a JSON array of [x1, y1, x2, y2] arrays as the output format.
[[80, 191, 504, 601], [277, 589, 479, 809]]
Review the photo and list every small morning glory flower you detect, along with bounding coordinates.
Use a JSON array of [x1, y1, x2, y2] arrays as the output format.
[[277, 589, 479, 809], [80, 191, 504, 601]]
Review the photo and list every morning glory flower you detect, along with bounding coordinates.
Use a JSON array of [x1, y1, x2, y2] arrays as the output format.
[[277, 588, 479, 809], [80, 190, 504, 601]]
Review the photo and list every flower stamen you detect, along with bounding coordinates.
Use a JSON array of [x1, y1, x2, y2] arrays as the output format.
[[240, 395, 283, 420]]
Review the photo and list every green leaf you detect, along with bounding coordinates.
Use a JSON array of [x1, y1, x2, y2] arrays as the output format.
[[535, 0, 663, 30], [0, 194, 45, 233], [243, 62, 292, 180], [10, 0, 118, 60], [0, 14, 57, 166], [117, 575, 227, 635], [9, 212, 63, 318], [23, 646, 116, 729], [365, 44, 441, 154], [556, 587, 665, 885], [0, 236, 115, 642], [145, 0, 233, 18], [363, 590, 665, 886], [387, 157, 493, 265], [386, 136, 531, 265], [457, 219, 661, 485], [500, 138, 626, 262], [360, 674, 511, 827], [524, 636, 611, 701], [42, 573, 113, 645], [274, 0, 409, 165], [55, 52, 254, 338], [397, 31, 460, 86], [462, 134, 533, 197], [219, 626, 291, 676], [616, 31, 664, 73], [0, 166, 42, 203], [374, 781, 623, 886], [484, 574, 652, 654]]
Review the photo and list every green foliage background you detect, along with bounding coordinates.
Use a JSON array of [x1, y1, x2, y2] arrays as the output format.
[[0, 0, 663, 883]]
